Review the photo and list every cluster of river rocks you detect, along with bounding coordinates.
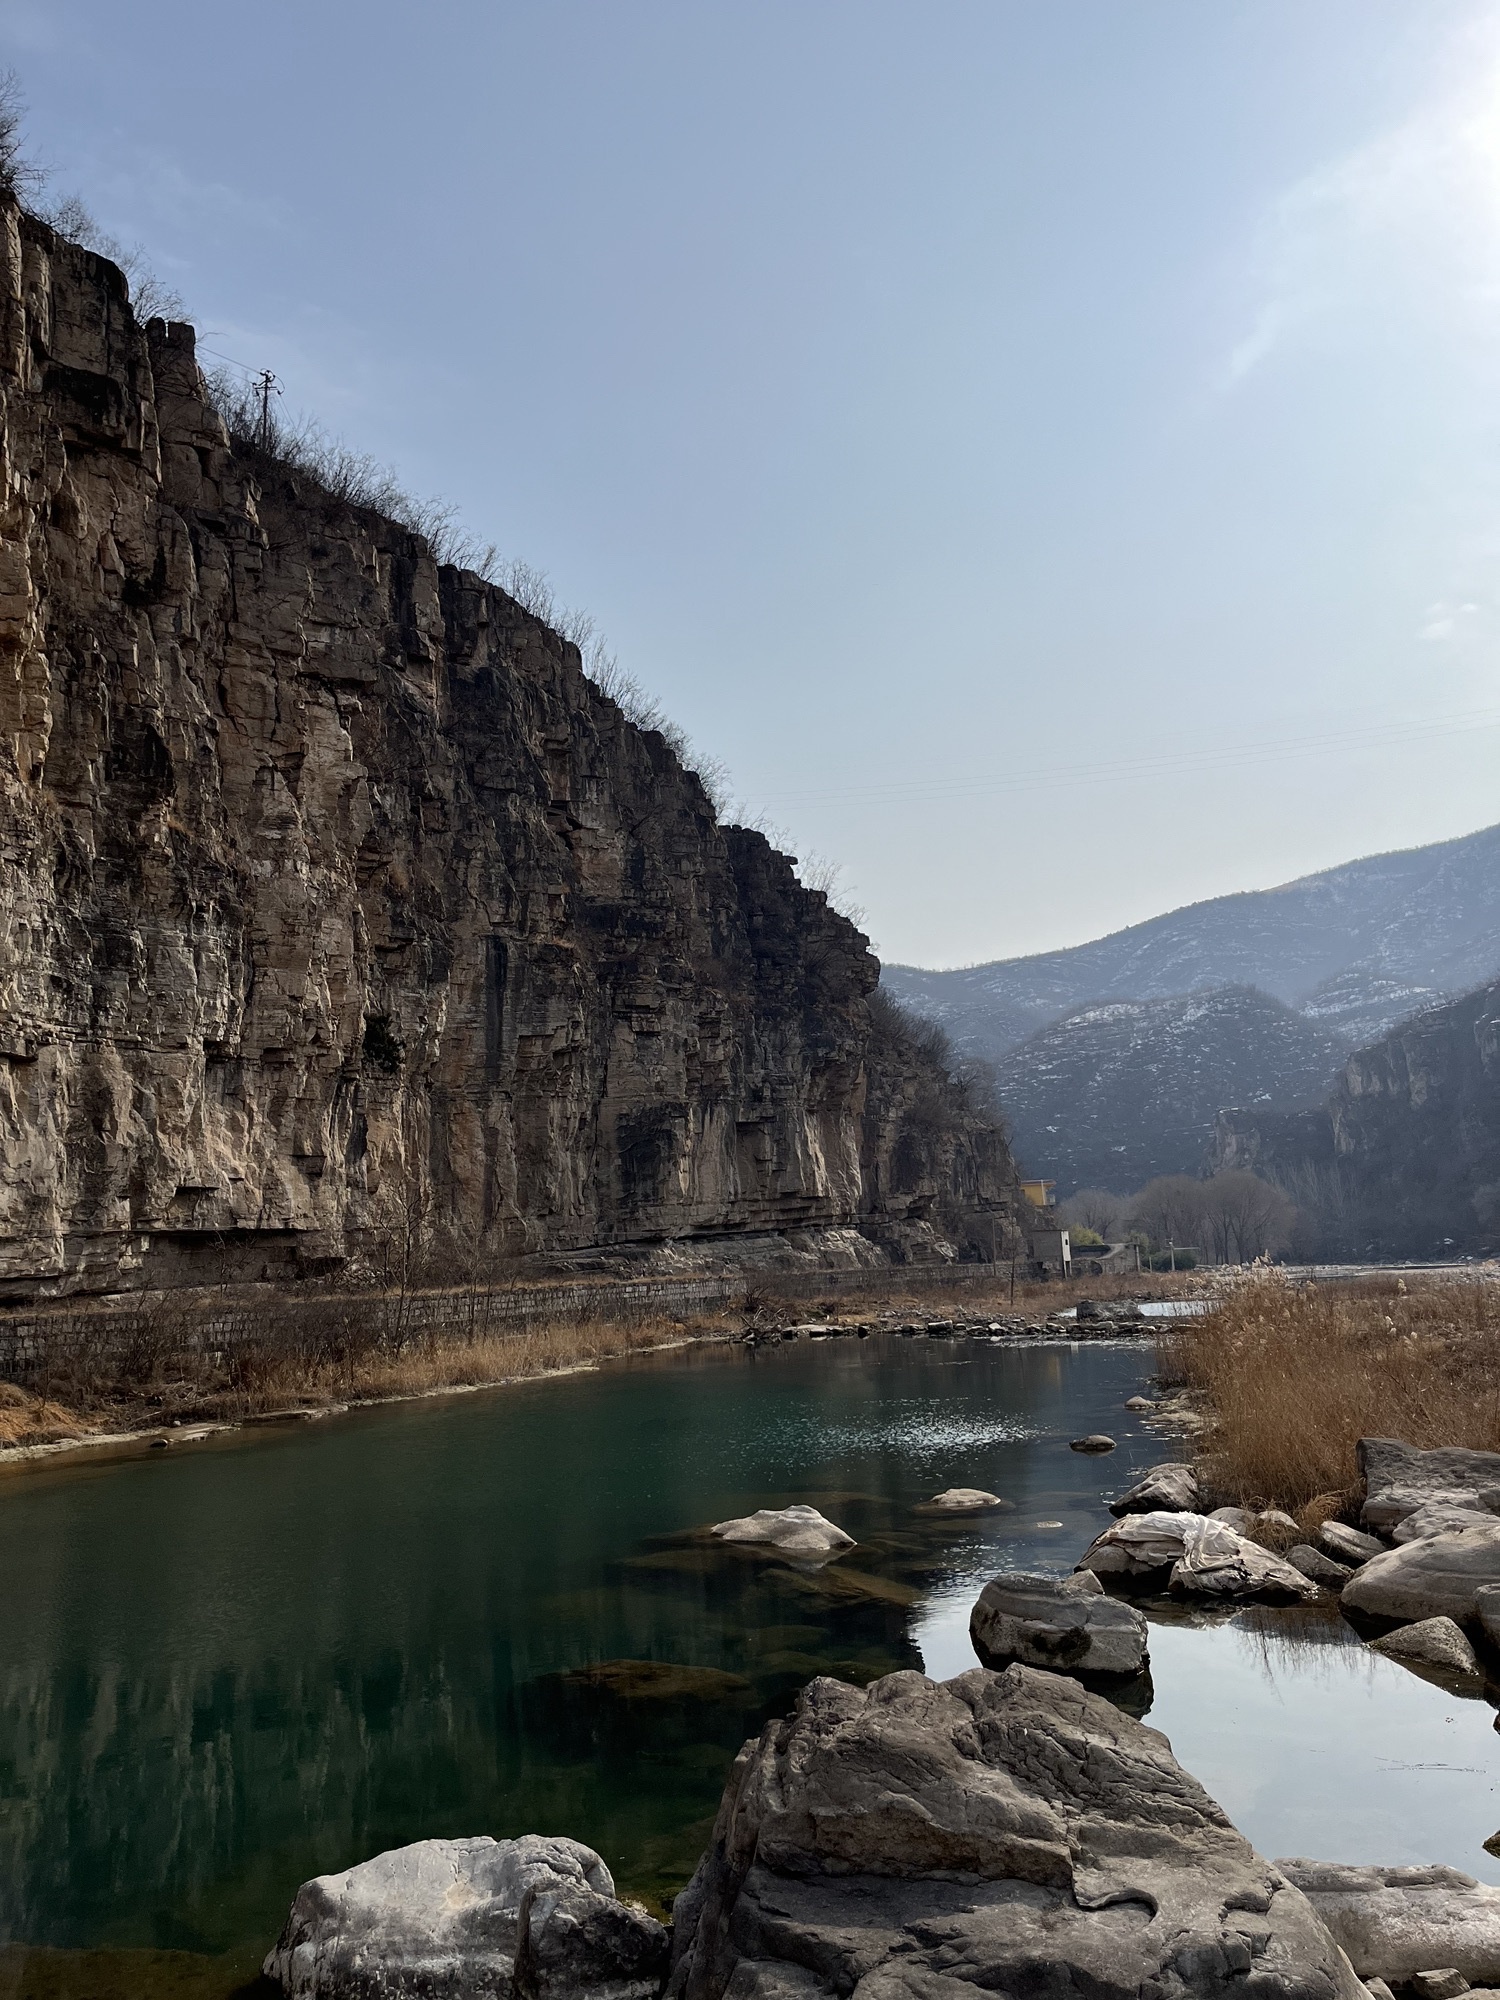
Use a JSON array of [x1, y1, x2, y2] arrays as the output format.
[[262, 1435, 1500, 2000], [738, 1299, 1159, 1345]]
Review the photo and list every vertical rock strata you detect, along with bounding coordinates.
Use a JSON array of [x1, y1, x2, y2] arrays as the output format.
[[0, 204, 1010, 1292]]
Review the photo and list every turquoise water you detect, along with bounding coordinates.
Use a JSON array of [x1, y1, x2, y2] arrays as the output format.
[[1, 1332, 1498, 1998]]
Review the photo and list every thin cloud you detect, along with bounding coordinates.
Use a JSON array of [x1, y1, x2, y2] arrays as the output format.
[[1220, 8, 1500, 387]]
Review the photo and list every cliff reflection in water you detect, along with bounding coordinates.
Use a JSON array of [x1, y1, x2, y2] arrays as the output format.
[[0, 1336, 1155, 1958]]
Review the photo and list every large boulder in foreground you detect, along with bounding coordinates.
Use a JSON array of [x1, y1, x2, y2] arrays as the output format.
[[667, 1665, 1362, 2000], [1078, 1511, 1320, 1602], [710, 1506, 855, 1563], [970, 1569, 1149, 1677], [263, 1833, 668, 1999], [1359, 1438, 1500, 1533], [1278, 1861, 1500, 1984], [1109, 1461, 1200, 1514], [1340, 1521, 1500, 1627]]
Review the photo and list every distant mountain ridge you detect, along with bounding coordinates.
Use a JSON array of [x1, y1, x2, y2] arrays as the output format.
[[991, 987, 1348, 1195], [882, 822, 1500, 1193], [885, 821, 1500, 1066]]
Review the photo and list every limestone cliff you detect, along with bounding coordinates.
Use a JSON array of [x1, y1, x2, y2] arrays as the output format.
[[1214, 978, 1500, 1257], [0, 203, 1013, 1295]]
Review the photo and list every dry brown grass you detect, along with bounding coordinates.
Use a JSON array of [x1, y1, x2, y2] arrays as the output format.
[[0, 1307, 720, 1454], [0, 1381, 83, 1449], [228, 1311, 689, 1408], [1161, 1272, 1500, 1518]]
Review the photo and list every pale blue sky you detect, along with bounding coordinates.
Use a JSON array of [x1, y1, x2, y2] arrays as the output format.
[[8, 0, 1500, 965]]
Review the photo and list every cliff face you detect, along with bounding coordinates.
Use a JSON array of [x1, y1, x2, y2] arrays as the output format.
[[0, 204, 1012, 1295], [1214, 979, 1500, 1256]]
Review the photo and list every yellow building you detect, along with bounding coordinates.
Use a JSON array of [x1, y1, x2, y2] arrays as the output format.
[[1020, 1178, 1056, 1209]]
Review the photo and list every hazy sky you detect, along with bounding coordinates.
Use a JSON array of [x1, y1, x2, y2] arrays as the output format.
[[7, 1, 1500, 966]]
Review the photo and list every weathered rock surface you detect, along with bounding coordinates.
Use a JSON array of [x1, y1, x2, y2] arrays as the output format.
[[1476, 1585, 1500, 1649], [0, 203, 1015, 1296], [1079, 1511, 1320, 1602], [1109, 1461, 1200, 1515], [1366, 1615, 1483, 1682], [1320, 1522, 1384, 1567], [668, 1665, 1362, 2000], [1285, 1544, 1353, 1591], [1359, 1440, 1500, 1534], [969, 1569, 1149, 1677], [1394, 1500, 1497, 1543], [1277, 1861, 1500, 1984], [711, 1506, 854, 1562], [1341, 1522, 1500, 1627], [263, 1833, 668, 1999], [916, 1488, 1012, 1515]]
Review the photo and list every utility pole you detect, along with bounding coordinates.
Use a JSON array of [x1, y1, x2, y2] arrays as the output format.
[[255, 368, 280, 452]]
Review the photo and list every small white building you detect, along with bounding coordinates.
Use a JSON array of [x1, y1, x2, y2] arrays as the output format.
[[1027, 1226, 1072, 1276]]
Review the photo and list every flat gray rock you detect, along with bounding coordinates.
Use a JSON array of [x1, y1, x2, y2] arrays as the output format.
[[1278, 1860, 1500, 1983], [1108, 1460, 1200, 1514], [263, 1833, 668, 1999], [1341, 1523, 1500, 1626], [1069, 1433, 1116, 1453], [668, 1665, 1361, 2000], [1367, 1615, 1483, 1682], [1078, 1510, 1320, 1602], [969, 1570, 1148, 1678], [1320, 1521, 1385, 1566], [711, 1506, 855, 1562], [1359, 1438, 1500, 1532], [1395, 1499, 1495, 1543]]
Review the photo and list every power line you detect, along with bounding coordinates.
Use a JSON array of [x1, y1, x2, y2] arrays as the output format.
[[750, 703, 1500, 811]]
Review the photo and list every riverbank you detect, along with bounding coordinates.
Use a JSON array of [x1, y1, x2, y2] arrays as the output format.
[[0, 1268, 1190, 1468], [1158, 1268, 1500, 1514]]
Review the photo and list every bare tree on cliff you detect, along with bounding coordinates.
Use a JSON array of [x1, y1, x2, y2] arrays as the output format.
[[0, 71, 45, 203]]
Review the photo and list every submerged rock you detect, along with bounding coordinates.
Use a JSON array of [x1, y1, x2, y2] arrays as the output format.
[[668, 1664, 1361, 2000], [1278, 1860, 1500, 1984], [1069, 1433, 1116, 1453], [263, 1833, 668, 1999], [1109, 1461, 1200, 1514], [710, 1506, 855, 1562], [1366, 1615, 1484, 1685], [1359, 1439, 1500, 1534], [1078, 1510, 1320, 1602], [969, 1569, 1149, 1677], [915, 1488, 1014, 1515], [1341, 1522, 1500, 1626]]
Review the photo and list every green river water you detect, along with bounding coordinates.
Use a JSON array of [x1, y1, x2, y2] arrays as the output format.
[[1, 1333, 1498, 1999]]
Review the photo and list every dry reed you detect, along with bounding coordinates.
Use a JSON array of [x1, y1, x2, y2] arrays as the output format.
[[1160, 1271, 1500, 1516]]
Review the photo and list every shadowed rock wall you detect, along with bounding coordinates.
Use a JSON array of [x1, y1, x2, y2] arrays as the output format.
[[1214, 978, 1500, 1256], [0, 203, 1012, 1295]]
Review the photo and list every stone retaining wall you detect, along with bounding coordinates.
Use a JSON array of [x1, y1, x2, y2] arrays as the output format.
[[0, 1261, 1024, 1380]]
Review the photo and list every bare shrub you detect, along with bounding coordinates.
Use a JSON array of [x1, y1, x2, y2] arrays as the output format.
[[0, 68, 45, 203], [37, 191, 186, 319], [1060, 1187, 1125, 1239], [1161, 1272, 1500, 1513]]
